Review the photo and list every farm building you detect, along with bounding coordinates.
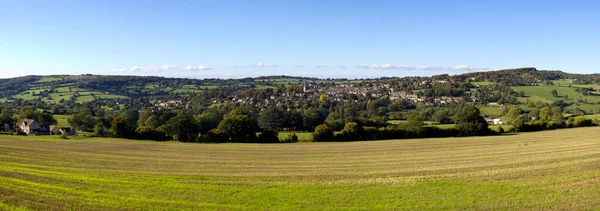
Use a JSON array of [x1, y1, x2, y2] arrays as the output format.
[[18, 119, 52, 135], [59, 127, 77, 136]]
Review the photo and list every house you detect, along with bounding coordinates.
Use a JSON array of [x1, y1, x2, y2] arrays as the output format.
[[486, 118, 507, 125], [19, 119, 41, 134], [59, 128, 77, 136], [49, 125, 60, 133], [493, 119, 507, 125], [38, 125, 52, 135]]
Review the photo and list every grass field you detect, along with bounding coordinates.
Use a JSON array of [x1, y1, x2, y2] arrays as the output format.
[[1, 127, 600, 210], [513, 85, 600, 104]]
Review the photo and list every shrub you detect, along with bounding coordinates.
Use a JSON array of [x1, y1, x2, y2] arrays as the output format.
[[13, 130, 26, 136], [574, 117, 594, 127], [337, 122, 361, 141], [257, 129, 280, 143], [197, 128, 226, 143], [312, 124, 334, 142], [281, 133, 299, 143], [497, 127, 505, 133], [135, 126, 170, 141], [59, 132, 68, 139]]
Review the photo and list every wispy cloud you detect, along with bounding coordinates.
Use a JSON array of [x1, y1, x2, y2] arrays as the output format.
[[253, 62, 278, 68], [356, 64, 488, 72], [109, 65, 180, 73], [292, 65, 305, 68], [185, 65, 212, 71]]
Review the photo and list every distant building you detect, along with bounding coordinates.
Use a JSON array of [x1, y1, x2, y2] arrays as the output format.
[[59, 127, 77, 136], [19, 119, 41, 134], [486, 118, 506, 125]]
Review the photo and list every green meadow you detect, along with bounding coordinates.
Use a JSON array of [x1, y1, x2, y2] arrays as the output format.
[[1, 127, 600, 210]]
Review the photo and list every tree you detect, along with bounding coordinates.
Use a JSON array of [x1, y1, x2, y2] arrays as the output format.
[[551, 89, 558, 97], [550, 107, 563, 123], [539, 107, 550, 122], [144, 116, 160, 128], [217, 113, 257, 143], [454, 105, 489, 136], [433, 109, 452, 124], [158, 112, 199, 142], [312, 124, 334, 142], [137, 109, 154, 127], [68, 109, 96, 131], [338, 122, 361, 141], [283, 110, 304, 131], [303, 109, 324, 132], [135, 126, 169, 141], [111, 115, 137, 138], [258, 108, 285, 131], [196, 109, 222, 134], [319, 94, 328, 103], [405, 114, 424, 132], [506, 107, 522, 125]]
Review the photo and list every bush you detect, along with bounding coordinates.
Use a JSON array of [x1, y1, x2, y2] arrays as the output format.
[[13, 130, 26, 136], [135, 126, 170, 141], [197, 128, 226, 143], [281, 133, 299, 143], [497, 127, 505, 133], [59, 132, 68, 139], [574, 117, 594, 127], [257, 129, 280, 143], [337, 122, 361, 141], [312, 124, 334, 142]]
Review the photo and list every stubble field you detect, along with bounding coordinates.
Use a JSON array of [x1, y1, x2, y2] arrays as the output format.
[[1, 127, 600, 210]]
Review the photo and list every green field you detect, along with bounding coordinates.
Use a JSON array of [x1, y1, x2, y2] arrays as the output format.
[[512, 85, 600, 104], [52, 115, 70, 127], [278, 132, 312, 141], [1, 127, 600, 210]]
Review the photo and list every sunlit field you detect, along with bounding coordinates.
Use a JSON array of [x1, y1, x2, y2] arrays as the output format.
[[1, 127, 600, 210]]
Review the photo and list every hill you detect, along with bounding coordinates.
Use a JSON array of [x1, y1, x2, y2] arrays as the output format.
[[1, 127, 599, 210]]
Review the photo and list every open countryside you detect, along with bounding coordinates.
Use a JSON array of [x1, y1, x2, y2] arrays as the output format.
[[1, 127, 600, 210], [4, 1, 600, 210]]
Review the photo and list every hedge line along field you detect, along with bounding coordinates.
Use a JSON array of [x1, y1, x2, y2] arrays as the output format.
[[1, 127, 600, 210]]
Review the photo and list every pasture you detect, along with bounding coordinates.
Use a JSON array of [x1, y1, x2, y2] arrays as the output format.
[[1, 127, 600, 210]]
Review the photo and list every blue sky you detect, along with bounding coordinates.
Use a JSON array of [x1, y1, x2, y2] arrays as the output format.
[[1, 0, 599, 79]]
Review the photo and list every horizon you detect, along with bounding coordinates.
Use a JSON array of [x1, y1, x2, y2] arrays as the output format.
[[2, 1, 600, 78], [1, 67, 570, 80]]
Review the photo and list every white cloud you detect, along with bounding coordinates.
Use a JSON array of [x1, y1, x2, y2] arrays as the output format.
[[160, 65, 177, 71], [109, 65, 180, 73], [356, 64, 488, 72], [253, 62, 278, 68], [185, 65, 212, 71]]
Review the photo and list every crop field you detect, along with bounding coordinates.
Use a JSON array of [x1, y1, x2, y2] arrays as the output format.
[[1, 127, 600, 210]]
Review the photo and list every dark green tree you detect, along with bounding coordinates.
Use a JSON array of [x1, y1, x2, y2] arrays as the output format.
[[217, 113, 257, 143], [258, 108, 285, 131], [454, 105, 489, 136]]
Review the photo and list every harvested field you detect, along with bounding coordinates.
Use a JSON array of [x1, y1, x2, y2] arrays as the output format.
[[1, 127, 600, 210]]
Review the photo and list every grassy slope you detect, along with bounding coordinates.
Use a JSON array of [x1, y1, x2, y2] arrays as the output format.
[[1, 127, 600, 210]]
